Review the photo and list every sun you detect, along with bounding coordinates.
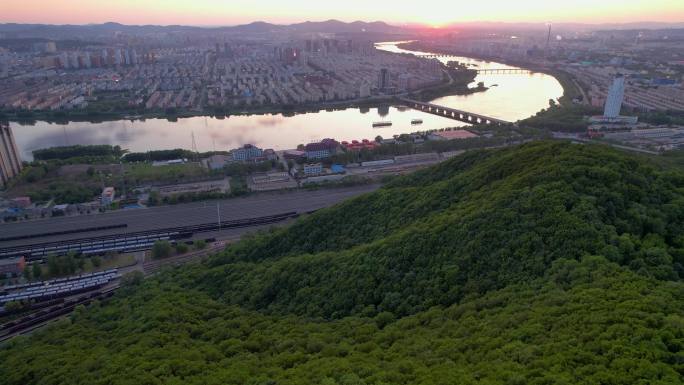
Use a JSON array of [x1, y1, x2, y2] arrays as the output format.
[[415, 14, 457, 29]]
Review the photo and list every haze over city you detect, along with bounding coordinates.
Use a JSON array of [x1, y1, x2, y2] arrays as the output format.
[[3, 0, 684, 26]]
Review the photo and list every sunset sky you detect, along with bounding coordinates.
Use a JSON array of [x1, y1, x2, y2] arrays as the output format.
[[2, 0, 683, 26]]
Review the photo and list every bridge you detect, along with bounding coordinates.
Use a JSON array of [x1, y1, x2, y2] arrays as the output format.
[[399, 98, 510, 126], [416, 54, 454, 58], [412, 54, 534, 74], [476, 68, 532, 74]]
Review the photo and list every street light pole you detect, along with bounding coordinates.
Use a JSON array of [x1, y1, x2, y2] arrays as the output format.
[[216, 202, 221, 230]]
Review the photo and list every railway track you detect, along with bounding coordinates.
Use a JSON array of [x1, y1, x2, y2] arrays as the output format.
[[0, 287, 118, 343], [0, 211, 303, 343], [143, 243, 227, 275], [0, 244, 227, 342]]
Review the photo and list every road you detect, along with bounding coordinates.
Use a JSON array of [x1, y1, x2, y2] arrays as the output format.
[[0, 185, 380, 248]]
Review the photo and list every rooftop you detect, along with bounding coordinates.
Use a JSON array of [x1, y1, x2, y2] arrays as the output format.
[[432, 130, 479, 140]]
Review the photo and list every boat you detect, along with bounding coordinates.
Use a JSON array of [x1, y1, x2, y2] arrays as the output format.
[[372, 121, 393, 128], [411, 119, 424, 125]]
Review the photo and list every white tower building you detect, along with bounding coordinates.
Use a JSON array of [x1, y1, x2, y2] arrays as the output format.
[[604, 75, 625, 118]]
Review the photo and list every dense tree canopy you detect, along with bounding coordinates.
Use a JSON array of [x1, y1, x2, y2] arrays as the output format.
[[32, 145, 124, 161], [1, 141, 682, 384]]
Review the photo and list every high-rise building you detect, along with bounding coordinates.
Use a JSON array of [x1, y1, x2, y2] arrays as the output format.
[[604, 75, 625, 118], [398, 74, 412, 91], [0, 122, 22, 189], [378, 68, 390, 91], [282, 47, 300, 64]]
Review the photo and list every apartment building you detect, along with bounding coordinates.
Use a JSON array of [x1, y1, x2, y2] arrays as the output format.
[[0, 122, 22, 189]]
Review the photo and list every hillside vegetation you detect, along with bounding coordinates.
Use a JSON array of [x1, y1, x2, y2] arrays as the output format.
[[1, 141, 683, 385]]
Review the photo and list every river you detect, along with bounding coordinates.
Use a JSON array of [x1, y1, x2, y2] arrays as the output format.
[[10, 42, 563, 160]]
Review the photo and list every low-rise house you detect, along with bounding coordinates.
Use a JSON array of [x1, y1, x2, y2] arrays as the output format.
[[249, 172, 297, 192], [202, 154, 231, 170], [303, 163, 323, 176], [264, 149, 277, 161], [283, 150, 306, 162], [341, 139, 377, 151]]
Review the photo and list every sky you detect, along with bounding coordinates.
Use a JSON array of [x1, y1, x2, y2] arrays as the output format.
[[2, 0, 684, 26]]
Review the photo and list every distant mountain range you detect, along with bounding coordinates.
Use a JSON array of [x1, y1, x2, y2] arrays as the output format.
[[232, 20, 406, 33], [441, 21, 684, 31], [0, 20, 406, 38], [1, 20, 682, 39]]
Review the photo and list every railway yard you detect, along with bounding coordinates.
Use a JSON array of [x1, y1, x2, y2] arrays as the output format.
[[0, 184, 379, 248], [0, 242, 228, 343], [0, 185, 379, 342]]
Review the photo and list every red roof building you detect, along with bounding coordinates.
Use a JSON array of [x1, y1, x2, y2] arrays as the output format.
[[341, 139, 378, 151], [0, 256, 25, 277]]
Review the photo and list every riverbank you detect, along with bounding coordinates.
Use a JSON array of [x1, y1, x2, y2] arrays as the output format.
[[0, 70, 480, 125], [1, 99, 398, 125]]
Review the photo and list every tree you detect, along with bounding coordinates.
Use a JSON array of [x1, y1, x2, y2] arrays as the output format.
[[147, 191, 161, 206], [175, 243, 189, 254], [47, 255, 60, 277], [32, 263, 42, 280], [58, 253, 77, 275], [3, 301, 23, 312], [22, 266, 32, 281], [121, 271, 144, 288], [194, 240, 207, 250], [375, 311, 395, 329], [91, 256, 102, 268], [152, 240, 172, 260]]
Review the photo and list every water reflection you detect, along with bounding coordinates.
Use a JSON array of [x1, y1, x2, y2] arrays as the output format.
[[11, 42, 564, 160], [11, 107, 464, 160], [376, 41, 564, 121]]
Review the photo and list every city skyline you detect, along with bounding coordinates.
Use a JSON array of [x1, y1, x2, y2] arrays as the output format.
[[2, 0, 684, 27]]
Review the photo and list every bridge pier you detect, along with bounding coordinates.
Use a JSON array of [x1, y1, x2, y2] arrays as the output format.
[[398, 98, 510, 127]]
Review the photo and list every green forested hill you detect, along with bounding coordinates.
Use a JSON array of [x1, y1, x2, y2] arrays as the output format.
[[199, 141, 683, 318], [1, 141, 683, 385]]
